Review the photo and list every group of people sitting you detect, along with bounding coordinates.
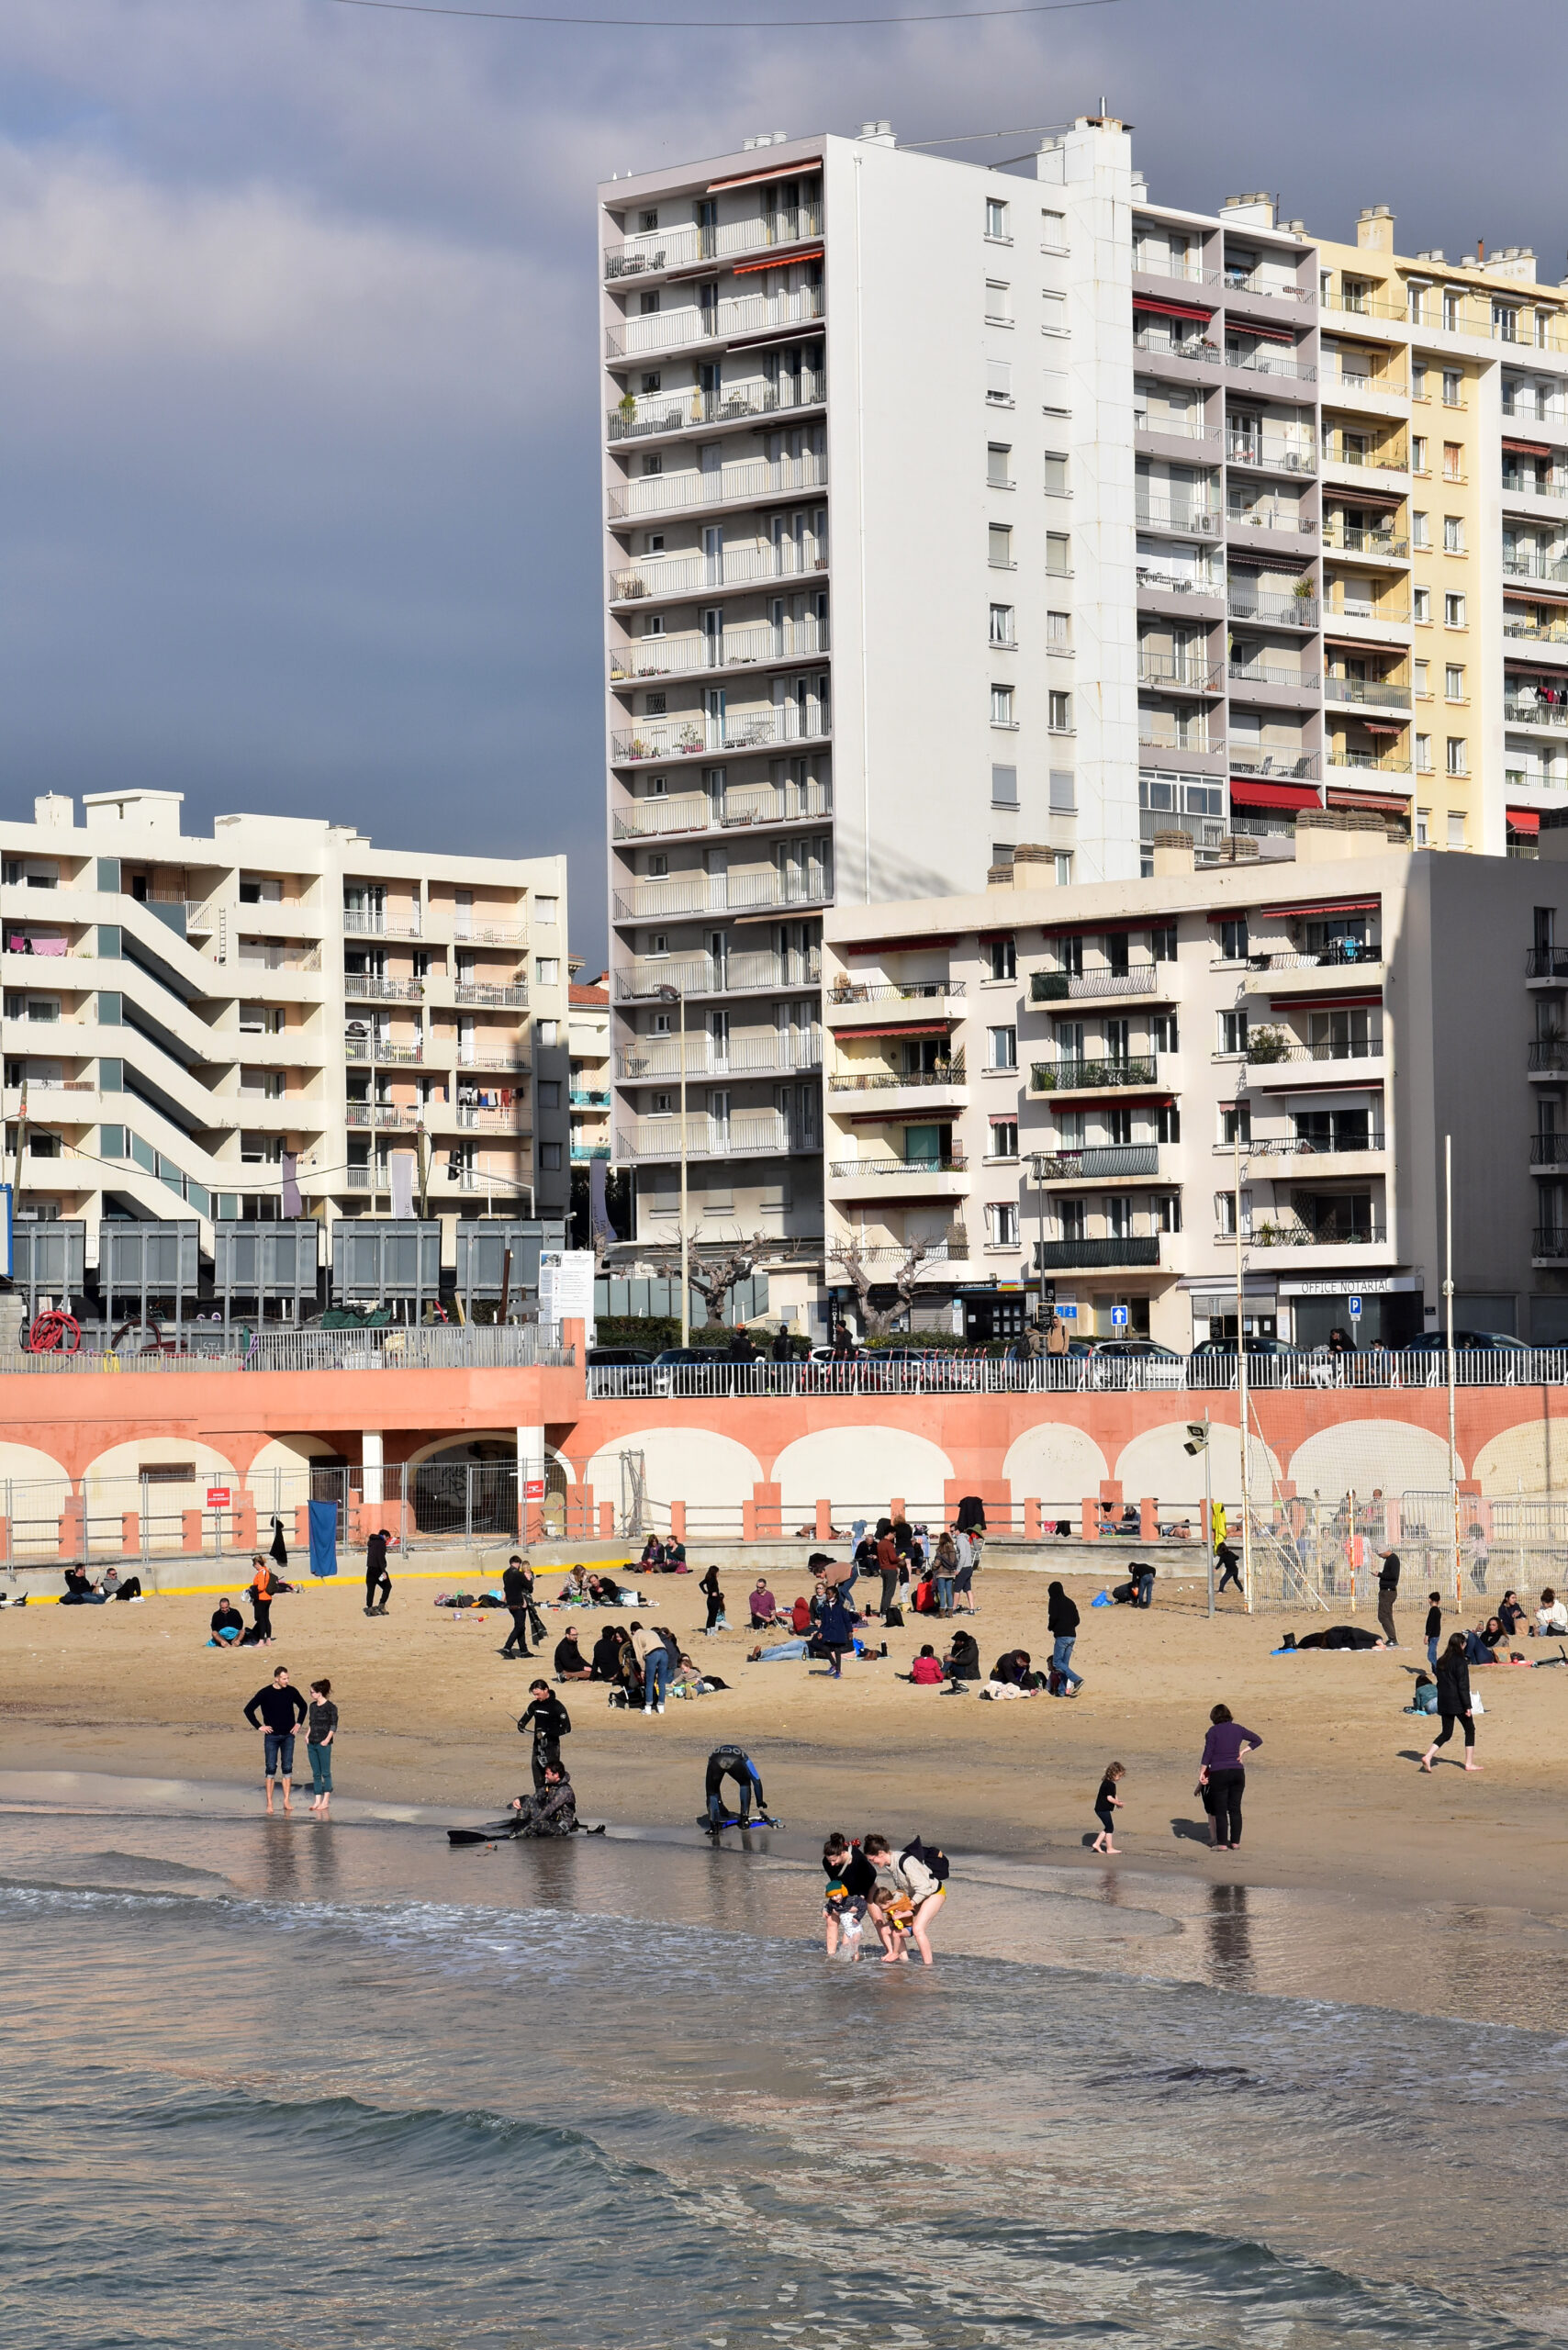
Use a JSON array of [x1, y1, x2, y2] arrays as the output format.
[[62, 1566, 143, 1605], [634, 1536, 689, 1574], [550, 1617, 721, 1709], [555, 1565, 634, 1607]]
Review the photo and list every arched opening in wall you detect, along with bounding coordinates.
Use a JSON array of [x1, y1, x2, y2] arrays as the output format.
[[410, 1438, 519, 1539]]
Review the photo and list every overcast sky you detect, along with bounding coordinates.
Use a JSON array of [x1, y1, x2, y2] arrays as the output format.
[[4, 0, 1565, 966]]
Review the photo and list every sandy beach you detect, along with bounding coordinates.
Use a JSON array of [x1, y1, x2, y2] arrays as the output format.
[[3, 1558, 1563, 1919]]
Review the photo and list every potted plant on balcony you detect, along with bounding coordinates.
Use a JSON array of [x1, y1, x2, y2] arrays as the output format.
[[618, 391, 637, 426], [1293, 576, 1316, 602], [1246, 1025, 1293, 1064], [677, 726, 705, 754]]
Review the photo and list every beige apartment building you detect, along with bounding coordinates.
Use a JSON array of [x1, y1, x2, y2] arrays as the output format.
[[569, 974, 611, 1163], [823, 815, 1568, 1349], [1, 790, 569, 1286]]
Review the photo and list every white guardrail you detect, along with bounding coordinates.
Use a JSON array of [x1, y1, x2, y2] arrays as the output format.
[[4, 1326, 575, 1375], [586, 1348, 1568, 1399]]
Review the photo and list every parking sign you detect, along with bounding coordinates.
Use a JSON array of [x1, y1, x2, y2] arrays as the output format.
[[1347, 1296, 1362, 1321]]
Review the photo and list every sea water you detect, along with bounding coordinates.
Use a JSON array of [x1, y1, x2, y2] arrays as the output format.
[[2, 1776, 1566, 2348]]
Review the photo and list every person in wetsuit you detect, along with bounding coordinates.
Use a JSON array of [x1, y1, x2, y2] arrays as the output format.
[[704, 1744, 769, 1829]]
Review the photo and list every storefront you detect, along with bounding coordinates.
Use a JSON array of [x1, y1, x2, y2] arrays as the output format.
[[1279, 1277, 1424, 1350]]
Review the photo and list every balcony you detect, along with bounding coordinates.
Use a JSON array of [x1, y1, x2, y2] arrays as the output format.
[[616, 1111, 809, 1161], [1136, 415, 1223, 448], [1139, 727, 1220, 759], [1326, 442, 1407, 475], [343, 1037, 424, 1065], [1133, 332, 1223, 367], [344, 1103, 420, 1130], [1325, 675, 1411, 711], [1137, 565, 1223, 604], [1226, 434, 1316, 475], [1534, 1228, 1568, 1263], [1223, 268, 1313, 306], [1226, 347, 1316, 383], [1230, 750, 1319, 780], [1502, 473, 1568, 505], [1229, 663, 1319, 696], [603, 207, 822, 284], [1031, 967, 1172, 1003], [1505, 555, 1568, 586], [1227, 593, 1320, 630], [1246, 1035, 1384, 1080], [1327, 749, 1412, 775], [828, 1156, 969, 1196], [606, 283, 824, 362], [828, 980, 963, 1024], [1323, 527, 1409, 561], [572, 1142, 612, 1161], [607, 369, 824, 444], [1246, 1132, 1385, 1163], [1246, 1220, 1389, 1250], [616, 947, 821, 1001], [1135, 499, 1221, 537], [1506, 693, 1568, 729], [1243, 952, 1383, 996], [611, 542, 828, 604], [1031, 1057, 1159, 1093], [825, 1055, 965, 1100], [619, 1031, 822, 1080], [1529, 1039, 1568, 1077], [1136, 655, 1224, 692], [608, 448, 827, 523], [453, 981, 529, 1008], [614, 868, 832, 921], [1033, 1143, 1160, 1180], [1505, 617, 1568, 648], [613, 779, 833, 841], [343, 910, 421, 939], [570, 1087, 610, 1107], [343, 974, 425, 1002], [611, 702, 829, 764], [610, 616, 828, 685], [1527, 948, 1568, 982], [1226, 506, 1314, 538], [1036, 1236, 1162, 1270], [1324, 287, 1406, 321], [1533, 1133, 1568, 1170]]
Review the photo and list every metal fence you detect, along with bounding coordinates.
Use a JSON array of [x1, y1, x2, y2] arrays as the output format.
[[2, 1326, 574, 1376]]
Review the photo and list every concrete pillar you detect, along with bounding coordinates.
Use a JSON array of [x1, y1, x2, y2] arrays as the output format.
[[670, 1499, 687, 1542], [518, 1426, 547, 1540], [1025, 1497, 1043, 1539], [815, 1497, 833, 1541], [181, 1508, 204, 1555], [598, 1501, 613, 1538], [121, 1511, 140, 1557], [362, 1430, 385, 1505], [1138, 1496, 1157, 1541], [889, 1494, 905, 1522], [0, 1516, 10, 1566], [1081, 1497, 1099, 1540], [294, 1503, 312, 1552]]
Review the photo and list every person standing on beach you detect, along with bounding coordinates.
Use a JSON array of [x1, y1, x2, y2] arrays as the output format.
[[1215, 1539, 1242, 1598], [1426, 1591, 1443, 1670], [518, 1681, 571, 1790], [247, 1557, 276, 1645], [500, 1554, 534, 1660], [1420, 1634, 1481, 1773], [1092, 1762, 1126, 1853], [700, 1561, 726, 1634], [1198, 1704, 1261, 1852], [306, 1679, 337, 1816], [876, 1526, 900, 1621], [364, 1528, 392, 1617], [244, 1666, 308, 1814], [1376, 1547, 1401, 1647]]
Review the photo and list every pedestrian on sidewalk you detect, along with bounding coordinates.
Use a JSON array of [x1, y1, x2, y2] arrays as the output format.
[[1376, 1546, 1401, 1646]]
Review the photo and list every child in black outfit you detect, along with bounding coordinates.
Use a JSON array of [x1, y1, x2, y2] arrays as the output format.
[[1426, 1592, 1442, 1671], [1092, 1762, 1126, 1853]]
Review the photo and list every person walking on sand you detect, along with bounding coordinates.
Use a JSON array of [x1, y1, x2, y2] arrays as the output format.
[[244, 1666, 308, 1814], [1198, 1704, 1261, 1852], [247, 1556, 276, 1645], [1420, 1633, 1481, 1773], [306, 1678, 338, 1815], [1092, 1762, 1126, 1853], [1215, 1538, 1242, 1598], [364, 1528, 392, 1617], [1376, 1545, 1401, 1647], [1047, 1580, 1082, 1695]]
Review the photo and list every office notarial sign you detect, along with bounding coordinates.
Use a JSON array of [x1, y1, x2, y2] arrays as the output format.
[[540, 1249, 597, 1341], [1278, 1276, 1421, 1296]]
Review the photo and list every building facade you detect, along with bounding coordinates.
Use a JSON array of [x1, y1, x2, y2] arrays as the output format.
[[2, 789, 569, 1284], [568, 976, 611, 1161], [823, 813, 1568, 1349]]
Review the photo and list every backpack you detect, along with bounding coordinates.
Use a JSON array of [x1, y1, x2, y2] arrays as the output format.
[[902, 1835, 951, 1884], [883, 1605, 904, 1628]]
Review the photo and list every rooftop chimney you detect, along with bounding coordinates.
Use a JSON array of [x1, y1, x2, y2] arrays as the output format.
[[1357, 204, 1394, 252]]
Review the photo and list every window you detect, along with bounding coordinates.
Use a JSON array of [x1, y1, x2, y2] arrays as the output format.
[[1215, 1190, 1251, 1237], [985, 196, 1010, 239], [1156, 1194, 1182, 1234], [139, 1461, 196, 1486], [989, 938, 1016, 981], [1053, 852, 1072, 884], [644, 692, 666, 714], [1416, 807, 1429, 845], [1443, 288, 1461, 330], [642, 452, 663, 477], [539, 1020, 559, 1046], [646, 853, 667, 878], [989, 1201, 1020, 1247], [1218, 1009, 1249, 1055], [1445, 664, 1465, 700], [1445, 592, 1466, 628], [541, 1142, 563, 1170], [1411, 511, 1429, 551], [1043, 453, 1069, 494], [1414, 659, 1429, 697], [991, 685, 1016, 727], [985, 280, 1012, 324], [1443, 515, 1464, 554], [1442, 368, 1463, 405], [638, 208, 657, 231], [653, 1091, 673, 1113], [1412, 355, 1428, 393], [1442, 442, 1463, 482], [1494, 304, 1518, 343], [1047, 690, 1072, 732], [648, 932, 667, 955], [1156, 1102, 1181, 1143], [1040, 291, 1067, 336], [1446, 737, 1469, 776], [1151, 923, 1177, 963], [538, 1080, 560, 1108], [991, 763, 1019, 808], [1148, 1011, 1176, 1055], [1448, 810, 1467, 847], [536, 894, 557, 925], [1411, 435, 1428, 473], [644, 532, 664, 553], [1416, 733, 1433, 773], [991, 1117, 1019, 1158], [1217, 916, 1249, 961], [986, 360, 1013, 406], [988, 1024, 1018, 1069], [640, 371, 661, 393], [1046, 532, 1071, 576], [986, 600, 1017, 651], [987, 442, 1013, 487], [1047, 610, 1071, 651], [639, 289, 660, 315], [1414, 586, 1431, 623], [989, 523, 1014, 569], [1041, 207, 1067, 251], [535, 957, 559, 984], [1049, 770, 1076, 812], [991, 842, 1016, 866], [1220, 1099, 1251, 1145]]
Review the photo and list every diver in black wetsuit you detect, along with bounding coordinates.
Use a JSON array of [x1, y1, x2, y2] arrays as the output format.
[[703, 1744, 772, 1829]]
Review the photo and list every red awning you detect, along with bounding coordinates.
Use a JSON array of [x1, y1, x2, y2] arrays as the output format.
[[833, 1021, 954, 1040], [1034, 1092, 1176, 1113], [1322, 483, 1406, 510], [1327, 788, 1409, 813], [708, 158, 822, 193], [1508, 807, 1543, 834], [1269, 990, 1383, 1012], [732, 247, 823, 277], [1230, 321, 1294, 344], [1504, 439, 1552, 458], [1260, 895, 1382, 919], [1228, 778, 1322, 810], [1353, 720, 1406, 736], [843, 1106, 958, 1125], [845, 935, 958, 956], [977, 929, 1016, 944], [988, 1111, 1020, 1125], [1269, 1077, 1384, 1095], [1134, 297, 1215, 323]]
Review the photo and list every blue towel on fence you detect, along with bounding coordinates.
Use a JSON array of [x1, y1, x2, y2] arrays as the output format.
[[308, 1500, 339, 1579]]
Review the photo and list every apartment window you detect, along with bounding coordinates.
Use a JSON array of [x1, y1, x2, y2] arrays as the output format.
[[990, 603, 1015, 645], [986, 360, 1013, 406], [638, 208, 658, 232], [987, 442, 1013, 487], [1149, 1011, 1178, 1056], [1040, 291, 1067, 336], [988, 1201, 1019, 1248], [1220, 1099, 1251, 1146], [1494, 304, 1518, 343], [644, 692, 666, 714], [1412, 436, 1428, 473], [1445, 592, 1466, 628], [540, 1142, 562, 1171], [538, 1080, 560, 1109], [1414, 586, 1431, 623], [991, 763, 1019, 808], [1412, 511, 1430, 550], [1408, 289, 1427, 330], [988, 1024, 1018, 1069], [1414, 659, 1430, 697], [985, 197, 1010, 240], [1049, 770, 1076, 812], [1446, 737, 1468, 777], [1047, 610, 1071, 651], [1416, 733, 1433, 773], [1442, 368, 1463, 405], [985, 280, 1012, 324], [1215, 1189, 1251, 1237], [642, 452, 663, 477], [1443, 515, 1464, 554], [1448, 810, 1467, 847], [535, 894, 557, 925], [1443, 288, 1461, 330], [1218, 1009, 1249, 1055], [1054, 853, 1073, 885], [640, 370, 661, 393], [536, 957, 559, 984], [1046, 532, 1071, 576], [1217, 916, 1249, 961], [1043, 453, 1069, 494], [1047, 690, 1073, 733], [991, 685, 1016, 728], [1416, 807, 1429, 845], [1444, 664, 1465, 700], [1152, 923, 1177, 963], [539, 1020, 558, 1046], [648, 932, 668, 956], [639, 290, 661, 317], [646, 853, 667, 878], [1156, 1102, 1181, 1143], [991, 1117, 1019, 1158], [1041, 207, 1067, 252], [989, 937, 1017, 981], [1156, 1194, 1182, 1234], [989, 523, 1014, 569], [644, 532, 664, 553], [1442, 442, 1462, 482]]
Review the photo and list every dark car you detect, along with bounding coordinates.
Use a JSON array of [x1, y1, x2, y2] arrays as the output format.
[[1404, 1329, 1528, 1353], [586, 1347, 653, 1366], [1189, 1335, 1300, 1359]]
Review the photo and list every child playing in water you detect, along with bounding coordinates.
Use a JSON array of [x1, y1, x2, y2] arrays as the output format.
[[1092, 1762, 1126, 1853], [822, 1832, 872, 1960]]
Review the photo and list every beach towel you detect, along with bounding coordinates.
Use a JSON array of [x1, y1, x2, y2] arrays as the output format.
[[308, 1499, 339, 1579]]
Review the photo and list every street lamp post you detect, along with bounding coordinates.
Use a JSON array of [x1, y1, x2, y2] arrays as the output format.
[[657, 983, 689, 1346]]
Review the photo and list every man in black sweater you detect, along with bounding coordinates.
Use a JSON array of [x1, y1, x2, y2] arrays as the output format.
[[518, 1682, 571, 1791], [1377, 1547, 1401, 1647], [501, 1555, 534, 1659], [243, 1667, 308, 1812]]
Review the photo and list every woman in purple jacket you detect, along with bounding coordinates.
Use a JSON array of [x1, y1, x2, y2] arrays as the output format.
[[1198, 1705, 1262, 1851]]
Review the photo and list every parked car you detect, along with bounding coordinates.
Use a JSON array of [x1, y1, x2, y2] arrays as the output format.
[[586, 1346, 653, 1367], [1404, 1329, 1529, 1353], [1086, 1337, 1186, 1389], [1189, 1336, 1301, 1360]]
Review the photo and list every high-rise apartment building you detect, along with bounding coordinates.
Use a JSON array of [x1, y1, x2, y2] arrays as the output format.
[[1, 789, 568, 1283], [599, 117, 1568, 1320]]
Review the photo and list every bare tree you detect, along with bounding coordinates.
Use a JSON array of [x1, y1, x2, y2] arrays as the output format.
[[824, 1238, 930, 1342], [685, 1233, 763, 1328]]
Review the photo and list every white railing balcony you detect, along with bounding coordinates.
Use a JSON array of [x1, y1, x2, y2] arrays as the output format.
[[610, 616, 828, 685], [453, 981, 528, 1007], [616, 1029, 822, 1082], [343, 909, 421, 938], [343, 1037, 425, 1065], [616, 1111, 809, 1161], [1325, 676, 1412, 711], [344, 1163, 389, 1190], [1230, 749, 1318, 779], [609, 448, 826, 522], [1324, 526, 1409, 559], [343, 974, 425, 1002], [1133, 333, 1223, 365], [616, 946, 820, 1001], [1226, 434, 1316, 473], [1327, 442, 1408, 474], [1226, 348, 1316, 382], [608, 371, 826, 444], [607, 284, 824, 361], [1505, 554, 1568, 586], [611, 701, 830, 764], [1227, 592, 1320, 629], [604, 207, 822, 282], [1135, 499, 1221, 535], [1506, 694, 1568, 728], [1137, 655, 1224, 691], [612, 778, 832, 840], [1505, 617, 1568, 647], [611, 541, 828, 603], [1139, 729, 1219, 756], [1229, 662, 1318, 692], [1135, 414, 1222, 446], [1502, 474, 1568, 504], [344, 1103, 420, 1130], [613, 867, 831, 922]]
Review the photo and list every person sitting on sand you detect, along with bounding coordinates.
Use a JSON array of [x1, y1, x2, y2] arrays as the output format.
[[588, 1625, 624, 1682], [588, 1572, 625, 1606], [909, 1645, 945, 1685], [1278, 1626, 1385, 1651], [637, 1536, 666, 1574], [1538, 1586, 1568, 1637], [748, 1577, 784, 1629], [663, 1536, 688, 1572], [560, 1565, 590, 1603], [61, 1566, 105, 1606], [1497, 1589, 1528, 1639], [510, 1762, 577, 1837], [209, 1598, 245, 1648], [943, 1628, 981, 1684], [554, 1628, 593, 1681]]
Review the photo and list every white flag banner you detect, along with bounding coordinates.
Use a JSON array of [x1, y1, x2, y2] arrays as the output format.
[[388, 1152, 416, 1220]]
